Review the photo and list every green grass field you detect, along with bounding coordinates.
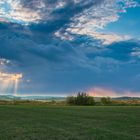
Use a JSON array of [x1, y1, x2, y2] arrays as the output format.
[[0, 105, 139, 140]]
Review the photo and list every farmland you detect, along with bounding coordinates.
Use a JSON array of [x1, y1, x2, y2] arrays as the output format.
[[0, 105, 139, 140]]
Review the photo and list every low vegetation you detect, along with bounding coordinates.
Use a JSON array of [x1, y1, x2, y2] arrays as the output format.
[[66, 92, 95, 105], [0, 93, 139, 139], [66, 92, 140, 106], [100, 97, 111, 105], [0, 105, 139, 140], [0, 92, 140, 106]]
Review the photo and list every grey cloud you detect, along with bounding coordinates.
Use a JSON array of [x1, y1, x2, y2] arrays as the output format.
[[0, 0, 140, 95]]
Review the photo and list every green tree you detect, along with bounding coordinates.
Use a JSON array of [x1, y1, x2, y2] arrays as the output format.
[[66, 96, 76, 105], [66, 92, 95, 106], [101, 97, 111, 105]]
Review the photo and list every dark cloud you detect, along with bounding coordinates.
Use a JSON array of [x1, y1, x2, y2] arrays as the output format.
[[26, 0, 102, 34], [1, 21, 140, 94], [0, 0, 140, 95]]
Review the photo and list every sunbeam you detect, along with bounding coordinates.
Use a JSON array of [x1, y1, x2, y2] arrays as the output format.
[[0, 72, 22, 95]]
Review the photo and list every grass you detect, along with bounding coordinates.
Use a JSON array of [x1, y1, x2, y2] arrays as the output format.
[[0, 105, 139, 140]]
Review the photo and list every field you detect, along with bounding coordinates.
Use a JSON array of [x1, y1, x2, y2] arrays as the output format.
[[0, 105, 139, 140]]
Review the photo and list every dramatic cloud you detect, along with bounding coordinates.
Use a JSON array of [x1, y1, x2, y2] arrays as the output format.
[[0, 0, 140, 96]]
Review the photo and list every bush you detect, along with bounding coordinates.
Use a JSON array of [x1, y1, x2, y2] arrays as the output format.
[[66, 96, 76, 105], [66, 92, 95, 106], [101, 97, 111, 105]]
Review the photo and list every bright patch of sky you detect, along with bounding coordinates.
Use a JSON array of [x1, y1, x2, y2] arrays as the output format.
[[101, 6, 140, 39]]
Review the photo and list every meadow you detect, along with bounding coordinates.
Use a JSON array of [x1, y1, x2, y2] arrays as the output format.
[[0, 105, 139, 140]]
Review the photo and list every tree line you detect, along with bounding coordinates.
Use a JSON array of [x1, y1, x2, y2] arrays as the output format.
[[66, 92, 111, 106]]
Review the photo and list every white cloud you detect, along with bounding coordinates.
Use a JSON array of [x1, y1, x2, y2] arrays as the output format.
[[66, 28, 131, 45], [0, 0, 139, 46], [65, 0, 138, 44], [130, 45, 140, 58], [0, 0, 69, 24], [0, 58, 10, 66], [0, 0, 138, 26], [0, 0, 41, 24], [73, 0, 138, 29]]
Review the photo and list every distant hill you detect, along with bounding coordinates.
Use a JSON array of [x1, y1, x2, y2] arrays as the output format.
[[93, 96, 140, 101], [0, 95, 139, 101], [20, 96, 65, 101], [112, 96, 140, 100], [0, 95, 65, 101], [0, 95, 21, 100]]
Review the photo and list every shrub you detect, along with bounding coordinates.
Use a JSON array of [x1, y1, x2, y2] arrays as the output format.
[[66, 96, 76, 105], [101, 97, 111, 105], [66, 92, 95, 106]]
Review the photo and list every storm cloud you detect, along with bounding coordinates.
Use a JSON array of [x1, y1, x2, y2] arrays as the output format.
[[0, 0, 140, 96]]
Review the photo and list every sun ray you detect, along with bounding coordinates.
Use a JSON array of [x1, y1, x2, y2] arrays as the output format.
[[0, 72, 22, 95]]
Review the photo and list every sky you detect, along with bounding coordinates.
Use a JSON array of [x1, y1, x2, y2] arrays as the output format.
[[0, 0, 140, 97]]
